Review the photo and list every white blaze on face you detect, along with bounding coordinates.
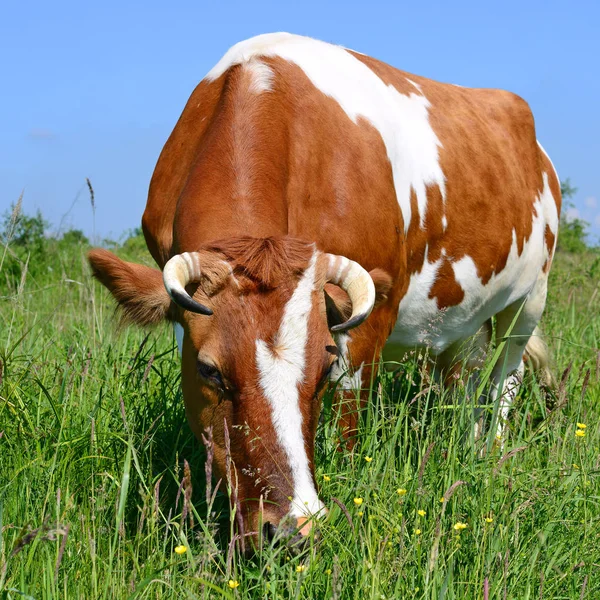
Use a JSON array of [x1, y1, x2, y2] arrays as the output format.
[[255, 251, 325, 518], [205, 32, 446, 232]]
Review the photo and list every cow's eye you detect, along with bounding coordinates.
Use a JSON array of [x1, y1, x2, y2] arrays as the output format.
[[197, 360, 223, 387]]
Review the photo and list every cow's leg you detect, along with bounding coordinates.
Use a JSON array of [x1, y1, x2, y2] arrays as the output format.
[[432, 321, 492, 439], [432, 321, 491, 387], [490, 274, 549, 442]]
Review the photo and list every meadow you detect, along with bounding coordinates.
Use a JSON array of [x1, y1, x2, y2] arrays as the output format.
[[1, 212, 599, 599]]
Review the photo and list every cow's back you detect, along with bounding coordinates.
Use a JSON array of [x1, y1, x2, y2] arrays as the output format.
[[143, 33, 561, 352]]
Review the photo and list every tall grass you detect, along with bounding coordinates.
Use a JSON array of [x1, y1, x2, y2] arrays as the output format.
[[0, 233, 599, 599]]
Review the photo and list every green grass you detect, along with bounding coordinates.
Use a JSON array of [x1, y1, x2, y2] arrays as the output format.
[[1, 239, 599, 599]]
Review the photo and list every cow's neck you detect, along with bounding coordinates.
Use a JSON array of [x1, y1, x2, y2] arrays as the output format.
[[173, 65, 290, 249]]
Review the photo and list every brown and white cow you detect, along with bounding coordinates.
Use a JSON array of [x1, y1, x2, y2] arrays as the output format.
[[88, 33, 561, 546]]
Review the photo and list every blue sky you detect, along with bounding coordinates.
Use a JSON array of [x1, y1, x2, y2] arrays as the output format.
[[2, 0, 599, 244]]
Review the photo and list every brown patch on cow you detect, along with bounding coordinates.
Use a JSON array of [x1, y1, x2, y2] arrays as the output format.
[[404, 183, 448, 281], [429, 258, 465, 309], [171, 60, 292, 252], [143, 76, 228, 267], [349, 51, 417, 97]]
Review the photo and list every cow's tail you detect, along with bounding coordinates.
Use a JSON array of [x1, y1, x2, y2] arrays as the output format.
[[524, 326, 555, 390]]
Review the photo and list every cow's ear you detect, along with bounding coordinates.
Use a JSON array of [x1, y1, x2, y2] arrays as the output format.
[[368, 268, 393, 304], [88, 249, 174, 326], [324, 268, 393, 328]]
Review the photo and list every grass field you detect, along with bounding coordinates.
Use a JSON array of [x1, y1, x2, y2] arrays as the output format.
[[1, 233, 599, 599]]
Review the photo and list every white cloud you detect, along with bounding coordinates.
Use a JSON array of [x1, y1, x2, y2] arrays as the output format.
[[565, 207, 580, 222], [584, 196, 597, 209]]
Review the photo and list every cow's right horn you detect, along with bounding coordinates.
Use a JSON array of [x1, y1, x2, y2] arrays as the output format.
[[324, 254, 376, 333], [162, 252, 213, 315]]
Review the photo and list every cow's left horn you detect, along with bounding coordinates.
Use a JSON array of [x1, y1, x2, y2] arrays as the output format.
[[325, 254, 376, 332], [162, 253, 213, 315]]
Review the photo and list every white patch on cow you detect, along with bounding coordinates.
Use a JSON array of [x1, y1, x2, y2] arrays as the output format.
[[390, 245, 443, 350], [205, 32, 446, 232], [388, 174, 557, 353], [539, 172, 559, 239], [255, 251, 325, 518], [245, 59, 275, 94], [537, 143, 560, 249], [330, 333, 364, 391], [442, 215, 448, 230], [173, 323, 184, 355], [206, 32, 297, 81]]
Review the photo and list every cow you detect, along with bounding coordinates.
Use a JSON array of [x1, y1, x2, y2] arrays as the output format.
[[88, 32, 561, 548]]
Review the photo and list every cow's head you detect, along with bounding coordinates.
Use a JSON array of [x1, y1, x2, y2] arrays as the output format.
[[88, 236, 389, 548]]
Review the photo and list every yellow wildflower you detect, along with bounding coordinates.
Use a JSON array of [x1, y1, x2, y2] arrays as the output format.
[[573, 463, 579, 469], [453, 522, 467, 531], [354, 497, 364, 506], [485, 517, 493, 523], [414, 529, 422, 535], [364, 456, 373, 463], [326, 568, 332, 575], [397, 488, 407, 496], [296, 565, 306, 573], [228, 580, 240, 589], [575, 429, 585, 438], [577, 423, 587, 429], [357, 511, 364, 517], [439, 497, 445, 503], [417, 509, 426, 517], [323, 474, 331, 481], [174, 545, 187, 554]]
